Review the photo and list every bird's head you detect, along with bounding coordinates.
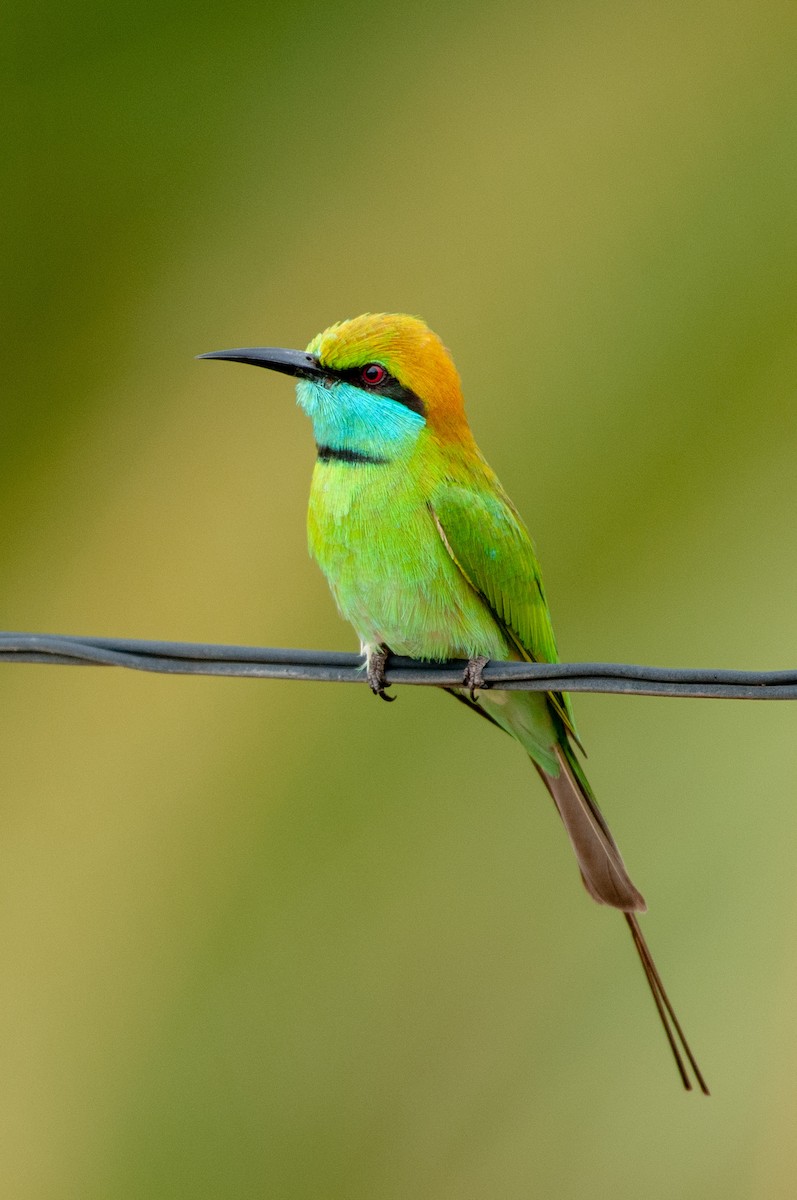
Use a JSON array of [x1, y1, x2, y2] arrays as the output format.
[[199, 314, 474, 460]]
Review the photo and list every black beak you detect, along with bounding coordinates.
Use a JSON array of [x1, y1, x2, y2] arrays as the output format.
[[197, 346, 325, 380]]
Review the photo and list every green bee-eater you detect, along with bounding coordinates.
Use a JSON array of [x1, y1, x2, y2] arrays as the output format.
[[201, 313, 707, 1093]]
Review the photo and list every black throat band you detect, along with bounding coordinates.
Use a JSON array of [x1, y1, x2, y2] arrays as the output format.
[[316, 444, 388, 466]]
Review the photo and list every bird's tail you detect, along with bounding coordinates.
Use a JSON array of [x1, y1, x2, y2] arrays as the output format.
[[623, 911, 709, 1093], [536, 745, 709, 1094], [538, 744, 645, 911]]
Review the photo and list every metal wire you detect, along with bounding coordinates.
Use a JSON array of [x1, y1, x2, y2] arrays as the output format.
[[1, 632, 796, 699]]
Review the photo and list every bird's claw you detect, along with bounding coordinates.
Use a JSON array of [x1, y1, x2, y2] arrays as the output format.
[[463, 655, 490, 701], [367, 646, 396, 702]]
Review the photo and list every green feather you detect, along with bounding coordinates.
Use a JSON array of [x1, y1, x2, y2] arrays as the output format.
[[429, 480, 582, 749]]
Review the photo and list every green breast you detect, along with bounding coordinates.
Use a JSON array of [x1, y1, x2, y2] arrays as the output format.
[[306, 455, 508, 661]]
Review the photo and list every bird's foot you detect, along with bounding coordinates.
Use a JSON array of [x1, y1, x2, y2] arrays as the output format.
[[366, 645, 396, 702], [463, 655, 490, 701]]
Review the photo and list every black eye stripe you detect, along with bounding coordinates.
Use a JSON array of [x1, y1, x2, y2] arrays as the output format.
[[334, 365, 426, 418]]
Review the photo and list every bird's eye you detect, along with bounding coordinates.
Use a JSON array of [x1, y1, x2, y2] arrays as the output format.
[[361, 363, 386, 386]]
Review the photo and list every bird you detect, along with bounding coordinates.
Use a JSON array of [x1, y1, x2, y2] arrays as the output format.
[[199, 312, 708, 1094]]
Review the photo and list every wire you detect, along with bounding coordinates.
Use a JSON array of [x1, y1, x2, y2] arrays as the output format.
[[1, 632, 795, 699]]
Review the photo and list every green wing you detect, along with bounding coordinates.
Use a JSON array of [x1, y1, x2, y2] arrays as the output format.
[[430, 481, 580, 744]]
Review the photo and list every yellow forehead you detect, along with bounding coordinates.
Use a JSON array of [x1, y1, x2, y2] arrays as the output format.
[[307, 313, 453, 383]]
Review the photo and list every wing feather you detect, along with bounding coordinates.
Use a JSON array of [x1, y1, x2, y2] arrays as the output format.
[[429, 481, 581, 746]]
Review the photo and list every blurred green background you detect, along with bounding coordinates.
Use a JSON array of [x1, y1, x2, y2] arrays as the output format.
[[3, 0, 797, 1195]]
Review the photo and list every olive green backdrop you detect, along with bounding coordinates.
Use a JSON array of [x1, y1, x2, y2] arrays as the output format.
[[3, 0, 797, 1196]]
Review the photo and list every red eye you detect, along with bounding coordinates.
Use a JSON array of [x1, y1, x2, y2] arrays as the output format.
[[361, 362, 386, 386]]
